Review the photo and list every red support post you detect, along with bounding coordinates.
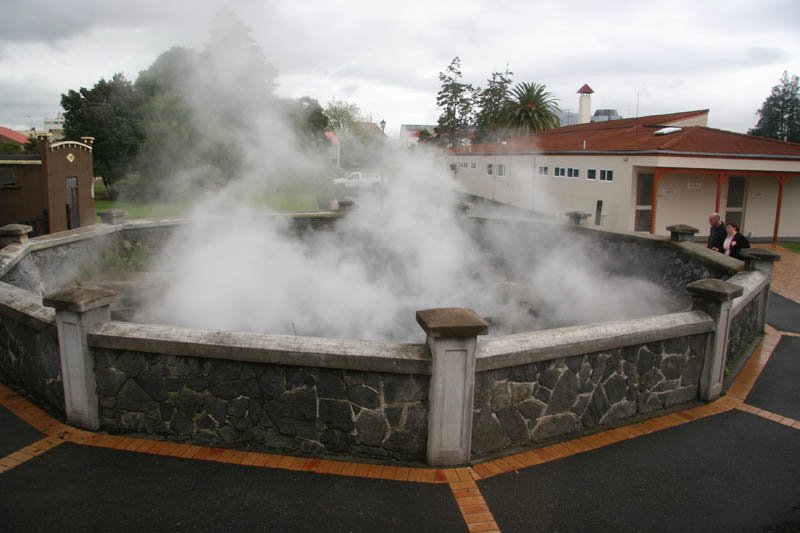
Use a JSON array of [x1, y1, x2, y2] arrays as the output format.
[[650, 169, 662, 234], [773, 175, 787, 243]]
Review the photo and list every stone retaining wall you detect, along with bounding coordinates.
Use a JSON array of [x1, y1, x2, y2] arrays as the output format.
[[0, 283, 61, 409], [92, 348, 430, 461], [471, 333, 708, 456], [0, 218, 775, 466]]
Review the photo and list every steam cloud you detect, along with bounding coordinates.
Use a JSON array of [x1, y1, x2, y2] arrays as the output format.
[[135, 11, 674, 342]]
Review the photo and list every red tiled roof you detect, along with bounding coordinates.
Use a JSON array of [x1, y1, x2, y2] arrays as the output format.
[[448, 111, 800, 160], [0, 127, 30, 145], [577, 83, 594, 94]]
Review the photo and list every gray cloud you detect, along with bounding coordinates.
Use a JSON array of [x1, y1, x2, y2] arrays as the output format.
[[0, 0, 798, 133]]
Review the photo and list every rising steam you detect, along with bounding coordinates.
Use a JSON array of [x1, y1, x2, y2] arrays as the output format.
[[135, 11, 673, 342]]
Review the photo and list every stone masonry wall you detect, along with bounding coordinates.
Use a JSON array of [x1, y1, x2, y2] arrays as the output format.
[[93, 349, 429, 461], [726, 293, 762, 376], [0, 313, 62, 411], [471, 333, 708, 457]]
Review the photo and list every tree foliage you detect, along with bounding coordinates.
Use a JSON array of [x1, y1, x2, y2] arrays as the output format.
[[324, 99, 368, 134], [0, 142, 22, 154], [473, 66, 514, 143], [749, 71, 800, 143], [434, 57, 475, 147], [61, 73, 145, 195], [60, 10, 342, 201], [433, 58, 560, 145], [502, 82, 560, 136]]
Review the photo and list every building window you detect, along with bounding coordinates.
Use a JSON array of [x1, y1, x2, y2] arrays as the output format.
[[538, 166, 548, 175], [486, 164, 493, 175], [0, 168, 16, 186], [555, 167, 580, 178], [470, 162, 476, 169], [497, 164, 506, 177], [600, 170, 614, 181], [587, 169, 597, 180]]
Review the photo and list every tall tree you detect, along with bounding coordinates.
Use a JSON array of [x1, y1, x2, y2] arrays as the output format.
[[749, 71, 800, 143], [287, 96, 330, 146], [324, 99, 368, 134], [502, 82, 560, 137], [473, 66, 514, 143], [434, 57, 474, 148], [61, 73, 145, 195], [127, 47, 198, 200]]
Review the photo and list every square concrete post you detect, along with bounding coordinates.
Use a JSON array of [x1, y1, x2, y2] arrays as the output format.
[[686, 279, 743, 402], [740, 248, 781, 334], [417, 308, 488, 466], [44, 287, 117, 429]]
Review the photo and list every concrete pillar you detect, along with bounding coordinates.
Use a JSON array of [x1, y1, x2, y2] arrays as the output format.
[[0, 224, 33, 248], [665, 224, 699, 242], [417, 308, 488, 466], [739, 248, 781, 334], [686, 279, 743, 402], [43, 287, 117, 429]]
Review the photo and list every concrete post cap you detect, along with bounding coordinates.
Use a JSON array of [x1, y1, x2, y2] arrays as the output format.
[[416, 308, 489, 337], [739, 248, 781, 263], [666, 224, 699, 235], [0, 224, 33, 236], [43, 287, 118, 313], [685, 278, 743, 302]]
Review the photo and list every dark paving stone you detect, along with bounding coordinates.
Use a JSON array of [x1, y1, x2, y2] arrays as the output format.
[[767, 291, 800, 334], [0, 405, 44, 458], [479, 410, 800, 533], [0, 443, 466, 533], [746, 335, 800, 420]]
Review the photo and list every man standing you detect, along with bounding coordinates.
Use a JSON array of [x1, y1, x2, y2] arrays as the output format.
[[707, 213, 726, 252]]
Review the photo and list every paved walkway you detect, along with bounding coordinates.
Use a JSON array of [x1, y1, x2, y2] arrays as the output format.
[[2, 247, 799, 532]]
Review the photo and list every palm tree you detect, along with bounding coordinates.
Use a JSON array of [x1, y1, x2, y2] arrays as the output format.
[[502, 82, 560, 137]]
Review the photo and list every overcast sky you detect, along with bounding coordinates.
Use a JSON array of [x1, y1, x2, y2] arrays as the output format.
[[1, 0, 798, 137]]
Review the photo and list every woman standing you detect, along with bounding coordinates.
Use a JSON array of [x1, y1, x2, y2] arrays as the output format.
[[723, 222, 751, 259]]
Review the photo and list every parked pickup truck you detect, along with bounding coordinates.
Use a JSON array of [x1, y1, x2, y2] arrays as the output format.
[[332, 171, 388, 190]]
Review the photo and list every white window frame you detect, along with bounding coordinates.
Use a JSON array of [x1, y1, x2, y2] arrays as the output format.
[[538, 166, 548, 176], [599, 169, 614, 182], [587, 169, 597, 180], [497, 164, 506, 177], [486, 163, 493, 175]]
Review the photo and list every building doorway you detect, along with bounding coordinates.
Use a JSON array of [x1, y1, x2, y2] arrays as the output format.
[[66, 177, 79, 230], [725, 176, 746, 229], [634, 173, 653, 231]]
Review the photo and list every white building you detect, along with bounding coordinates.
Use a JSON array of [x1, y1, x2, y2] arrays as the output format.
[[446, 109, 800, 241]]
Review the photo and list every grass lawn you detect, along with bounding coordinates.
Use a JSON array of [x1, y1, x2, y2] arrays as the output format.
[[94, 193, 320, 221], [781, 242, 800, 254]]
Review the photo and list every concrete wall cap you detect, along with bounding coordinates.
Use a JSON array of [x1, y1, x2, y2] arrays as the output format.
[[416, 307, 489, 337], [686, 278, 744, 301]]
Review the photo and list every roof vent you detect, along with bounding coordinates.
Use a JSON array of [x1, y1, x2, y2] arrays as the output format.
[[654, 127, 682, 136]]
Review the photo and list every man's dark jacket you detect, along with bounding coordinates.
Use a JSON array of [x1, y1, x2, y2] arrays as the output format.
[[707, 223, 726, 251]]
